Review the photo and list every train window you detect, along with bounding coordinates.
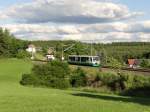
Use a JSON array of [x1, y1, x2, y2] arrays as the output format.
[[75, 57, 80, 62], [81, 57, 89, 62], [69, 57, 75, 61], [93, 57, 99, 61], [90, 57, 92, 62]]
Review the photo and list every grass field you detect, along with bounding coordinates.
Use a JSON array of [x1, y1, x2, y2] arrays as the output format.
[[0, 59, 150, 112]]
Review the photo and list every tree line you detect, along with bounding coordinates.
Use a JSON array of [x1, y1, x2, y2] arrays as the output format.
[[31, 40, 150, 67], [0, 28, 150, 67], [0, 28, 29, 58]]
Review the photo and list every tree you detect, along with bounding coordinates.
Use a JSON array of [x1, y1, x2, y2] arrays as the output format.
[[0, 28, 28, 58], [106, 57, 122, 69]]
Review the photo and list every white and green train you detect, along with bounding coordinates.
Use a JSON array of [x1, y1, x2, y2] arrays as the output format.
[[68, 55, 100, 67]]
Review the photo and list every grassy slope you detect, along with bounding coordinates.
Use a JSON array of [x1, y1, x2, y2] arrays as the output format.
[[0, 59, 150, 112]]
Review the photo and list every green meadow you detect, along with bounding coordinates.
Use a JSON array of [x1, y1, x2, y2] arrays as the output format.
[[0, 59, 150, 112]]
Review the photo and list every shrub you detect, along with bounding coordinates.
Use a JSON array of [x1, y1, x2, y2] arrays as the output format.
[[106, 57, 122, 69], [16, 50, 30, 59], [20, 60, 71, 89], [21, 60, 150, 97], [95, 72, 150, 93], [96, 72, 119, 86], [140, 59, 150, 68], [118, 73, 134, 90], [70, 67, 87, 87], [47, 78, 71, 89], [132, 75, 150, 88], [20, 74, 40, 86]]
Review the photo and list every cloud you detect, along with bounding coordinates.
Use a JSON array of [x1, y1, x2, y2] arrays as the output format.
[[62, 32, 150, 43], [0, 0, 149, 43], [2, 21, 150, 42], [82, 21, 150, 33], [0, 0, 142, 24]]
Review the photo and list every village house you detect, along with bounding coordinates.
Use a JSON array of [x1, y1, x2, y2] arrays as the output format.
[[26, 44, 36, 53], [26, 44, 36, 59]]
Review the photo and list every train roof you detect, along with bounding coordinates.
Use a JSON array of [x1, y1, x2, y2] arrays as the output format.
[[68, 55, 99, 57]]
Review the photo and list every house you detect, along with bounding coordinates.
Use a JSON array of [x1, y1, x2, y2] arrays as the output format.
[[46, 47, 55, 61], [26, 44, 36, 53], [26, 44, 36, 60], [46, 54, 55, 61], [128, 59, 140, 68]]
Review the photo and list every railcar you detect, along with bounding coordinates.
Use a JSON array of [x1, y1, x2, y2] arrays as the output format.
[[68, 55, 100, 67]]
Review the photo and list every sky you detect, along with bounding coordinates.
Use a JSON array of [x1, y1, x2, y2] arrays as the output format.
[[0, 0, 150, 43]]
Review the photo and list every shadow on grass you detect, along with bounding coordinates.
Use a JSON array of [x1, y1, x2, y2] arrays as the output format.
[[72, 92, 150, 106]]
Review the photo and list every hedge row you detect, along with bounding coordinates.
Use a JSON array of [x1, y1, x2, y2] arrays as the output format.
[[20, 61, 150, 97]]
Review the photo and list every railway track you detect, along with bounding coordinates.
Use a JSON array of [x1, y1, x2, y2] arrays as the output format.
[[122, 68, 150, 73], [102, 66, 150, 74]]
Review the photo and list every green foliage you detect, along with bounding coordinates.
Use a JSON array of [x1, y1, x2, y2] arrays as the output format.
[[0, 28, 28, 58], [70, 67, 87, 87], [94, 42, 150, 66], [93, 72, 150, 96], [20, 74, 40, 86], [31, 40, 150, 67], [21, 60, 71, 89], [47, 78, 71, 89], [16, 50, 30, 59], [140, 59, 150, 68], [106, 57, 122, 69], [143, 52, 150, 58], [95, 72, 119, 86]]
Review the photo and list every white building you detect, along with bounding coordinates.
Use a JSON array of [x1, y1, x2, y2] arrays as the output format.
[[26, 44, 36, 59], [46, 54, 55, 61], [26, 44, 36, 53]]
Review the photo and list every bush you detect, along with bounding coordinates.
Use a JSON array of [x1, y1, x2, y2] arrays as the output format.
[[47, 78, 71, 89], [96, 72, 119, 86], [20, 60, 71, 89], [95, 72, 150, 93], [20, 74, 40, 86], [16, 50, 30, 59], [21, 60, 150, 97], [118, 73, 134, 90], [106, 57, 122, 69], [70, 67, 87, 87], [140, 59, 150, 68]]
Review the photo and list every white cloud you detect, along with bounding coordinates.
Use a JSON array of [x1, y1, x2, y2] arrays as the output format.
[[2, 21, 150, 42], [0, 0, 142, 24], [0, 0, 149, 43], [82, 21, 150, 33]]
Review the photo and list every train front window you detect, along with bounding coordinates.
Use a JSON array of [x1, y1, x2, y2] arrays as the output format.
[[93, 57, 99, 61], [90, 57, 92, 62]]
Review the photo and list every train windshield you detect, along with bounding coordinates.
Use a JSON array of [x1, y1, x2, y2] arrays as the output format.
[[93, 57, 99, 61]]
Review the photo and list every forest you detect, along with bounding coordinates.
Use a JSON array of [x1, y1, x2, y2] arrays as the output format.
[[31, 40, 150, 67]]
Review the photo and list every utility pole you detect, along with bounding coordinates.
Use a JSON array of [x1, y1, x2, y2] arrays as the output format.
[[31, 47, 34, 60], [91, 41, 93, 56], [61, 47, 64, 61]]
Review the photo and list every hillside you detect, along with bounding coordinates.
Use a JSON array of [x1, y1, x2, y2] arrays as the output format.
[[0, 59, 150, 112]]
